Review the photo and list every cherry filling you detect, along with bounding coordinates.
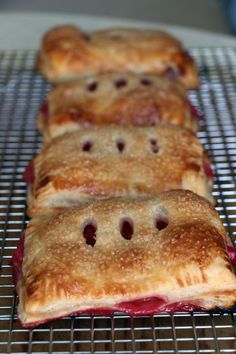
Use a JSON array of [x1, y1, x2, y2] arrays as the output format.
[[10, 234, 24, 289], [189, 102, 204, 122], [227, 245, 236, 264], [203, 161, 214, 179], [116, 297, 204, 315], [39, 100, 49, 124], [23, 160, 35, 185]]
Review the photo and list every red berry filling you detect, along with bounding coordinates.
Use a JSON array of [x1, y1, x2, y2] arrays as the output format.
[[203, 161, 214, 179], [23, 160, 35, 185], [189, 103, 204, 122], [39, 100, 49, 123], [227, 245, 236, 264]]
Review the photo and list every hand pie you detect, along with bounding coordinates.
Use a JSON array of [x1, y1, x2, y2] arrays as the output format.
[[38, 25, 199, 89], [38, 72, 198, 141], [24, 125, 213, 216], [11, 190, 236, 327]]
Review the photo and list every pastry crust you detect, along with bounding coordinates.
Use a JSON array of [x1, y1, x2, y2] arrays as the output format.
[[38, 72, 197, 141], [38, 25, 199, 89], [13, 190, 236, 327], [27, 125, 213, 216]]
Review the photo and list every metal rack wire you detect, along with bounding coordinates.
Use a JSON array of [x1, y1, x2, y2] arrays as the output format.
[[0, 48, 236, 353]]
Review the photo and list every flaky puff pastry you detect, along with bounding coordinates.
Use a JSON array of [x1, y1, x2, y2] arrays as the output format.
[[38, 25, 199, 89], [12, 190, 236, 327], [26, 125, 213, 217], [38, 72, 198, 141]]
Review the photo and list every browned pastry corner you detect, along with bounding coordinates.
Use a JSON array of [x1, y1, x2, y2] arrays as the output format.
[[25, 125, 213, 216], [38, 72, 198, 140], [38, 25, 199, 89], [12, 190, 236, 327]]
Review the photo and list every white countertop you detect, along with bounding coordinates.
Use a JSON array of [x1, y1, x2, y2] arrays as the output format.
[[0, 11, 236, 50]]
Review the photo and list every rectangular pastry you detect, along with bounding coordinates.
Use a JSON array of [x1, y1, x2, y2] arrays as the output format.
[[38, 25, 199, 89], [38, 72, 199, 141], [11, 190, 236, 327], [24, 125, 213, 216]]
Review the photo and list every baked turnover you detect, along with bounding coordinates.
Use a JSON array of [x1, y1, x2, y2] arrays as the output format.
[[11, 190, 236, 327], [38, 25, 199, 89], [38, 72, 198, 141], [24, 125, 214, 216]]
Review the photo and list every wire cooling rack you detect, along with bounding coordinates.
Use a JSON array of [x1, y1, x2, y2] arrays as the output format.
[[0, 48, 236, 354]]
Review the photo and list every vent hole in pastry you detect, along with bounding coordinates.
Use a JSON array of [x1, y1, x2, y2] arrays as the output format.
[[82, 140, 93, 152], [87, 81, 98, 92], [155, 217, 168, 231], [120, 217, 134, 240], [149, 139, 159, 154], [140, 78, 153, 86], [154, 208, 169, 231], [83, 221, 97, 247], [116, 139, 125, 153], [115, 78, 127, 89]]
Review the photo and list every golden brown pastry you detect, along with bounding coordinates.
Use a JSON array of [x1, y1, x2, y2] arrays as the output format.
[[38, 25, 199, 89], [38, 72, 198, 140], [11, 190, 236, 327], [24, 125, 213, 216]]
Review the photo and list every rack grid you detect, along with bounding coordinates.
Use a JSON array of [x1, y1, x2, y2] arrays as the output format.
[[0, 48, 236, 353]]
